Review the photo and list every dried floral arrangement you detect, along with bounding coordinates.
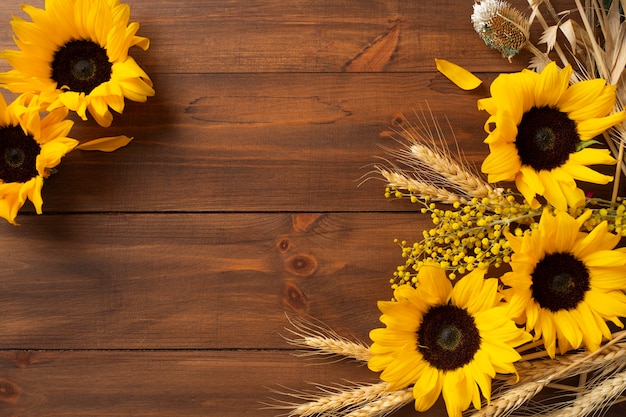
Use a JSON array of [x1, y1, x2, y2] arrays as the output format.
[[0, 0, 154, 225], [270, 1, 626, 417]]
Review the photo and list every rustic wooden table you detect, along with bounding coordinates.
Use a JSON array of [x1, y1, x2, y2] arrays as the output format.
[[0, 1, 624, 416]]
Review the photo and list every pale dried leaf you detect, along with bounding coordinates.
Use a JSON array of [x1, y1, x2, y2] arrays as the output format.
[[609, 24, 626, 85], [539, 25, 559, 52], [607, 0, 622, 43], [529, 55, 548, 72], [559, 20, 577, 54]]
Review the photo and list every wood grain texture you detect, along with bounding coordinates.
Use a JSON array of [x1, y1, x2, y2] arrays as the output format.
[[0, 0, 556, 75], [0, 212, 426, 349], [0, 0, 623, 416], [0, 351, 444, 417]]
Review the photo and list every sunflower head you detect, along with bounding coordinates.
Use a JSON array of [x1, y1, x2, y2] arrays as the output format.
[[368, 266, 531, 417], [0, 93, 78, 225], [502, 209, 626, 357], [479, 62, 626, 211], [0, 0, 154, 127]]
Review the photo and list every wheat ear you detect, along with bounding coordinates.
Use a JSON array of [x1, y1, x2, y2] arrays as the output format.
[[375, 108, 496, 204], [283, 314, 372, 362], [474, 331, 626, 417], [378, 168, 468, 204], [545, 370, 626, 417], [408, 143, 494, 199], [275, 382, 391, 417], [342, 388, 414, 417], [514, 343, 626, 383]]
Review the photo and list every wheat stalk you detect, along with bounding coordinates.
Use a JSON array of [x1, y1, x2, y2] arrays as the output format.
[[544, 370, 626, 417], [513, 343, 626, 384]]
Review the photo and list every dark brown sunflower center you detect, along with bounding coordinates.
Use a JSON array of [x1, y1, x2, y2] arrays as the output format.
[[51, 39, 112, 94], [417, 304, 481, 371], [531, 252, 590, 312], [0, 126, 40, 184], [515, 106, 580, 171]]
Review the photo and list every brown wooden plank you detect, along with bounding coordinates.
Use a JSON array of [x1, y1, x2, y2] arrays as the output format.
[[22, 70, 613, 215], [0, 212, 428, 349], [1, 351, 625, 417], [0, 350, 447, 417], [12, 71, 500, 214], [0, 0, 567, 74]]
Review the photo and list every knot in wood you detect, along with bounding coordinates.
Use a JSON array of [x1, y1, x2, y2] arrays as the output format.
[[282, 281, 308, 313], [277, 238, 291, 253], [0, 379, 20, 403], [286, 254, 317, 276]]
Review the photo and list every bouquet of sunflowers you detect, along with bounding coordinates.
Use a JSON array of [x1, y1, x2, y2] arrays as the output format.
[[271, 1, 626, 416], [0, 0, 153, 225]]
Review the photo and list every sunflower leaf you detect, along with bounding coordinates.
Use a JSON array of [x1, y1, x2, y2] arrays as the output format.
[[576, 139, 601, 151]]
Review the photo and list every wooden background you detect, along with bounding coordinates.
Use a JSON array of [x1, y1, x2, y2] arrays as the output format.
[[0, 1, 623, 416]]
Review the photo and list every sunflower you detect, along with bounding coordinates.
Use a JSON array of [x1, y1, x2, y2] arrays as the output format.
[[0, 0, 154, 127], [0, 94, 78, 225], [479, 62, 626, 211], [368, 266, 531, 417], [501, 209, 626, 358]]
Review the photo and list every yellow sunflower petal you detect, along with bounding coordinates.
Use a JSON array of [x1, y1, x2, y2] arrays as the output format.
[[573, 221, 620, 259], [450, 269, 486, 313], [413, 366, 443, 412], [489, 70, 537, 120], [415, 266, 452, 305], [568, 147, 616, 166], [584, 250, 626, 268], [560, 162, 613, 185], [577, 111, 626, 140], [589, 266, 626, 290], [467, 358, 492, 407], [37, 140, 78, 175], [559, 79, 616, 120], [27, 176, 44, 214], [585, 289, 626, 319], [442, 370, 472, 417], [554, 310, 583, 349], [481, 144, 521, 182], [435, 59, 482, 90], [571, 301, 603, 351], [533, 62, 571, 107], [537, 169, 568, 211], [483, 110, 518, 144], [537, 311, 557, 357], [0, 182, 29, 225], [515, 167, 543, 208]]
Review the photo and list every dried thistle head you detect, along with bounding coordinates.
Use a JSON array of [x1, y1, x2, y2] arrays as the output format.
[[472, 0, 531, 61]]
